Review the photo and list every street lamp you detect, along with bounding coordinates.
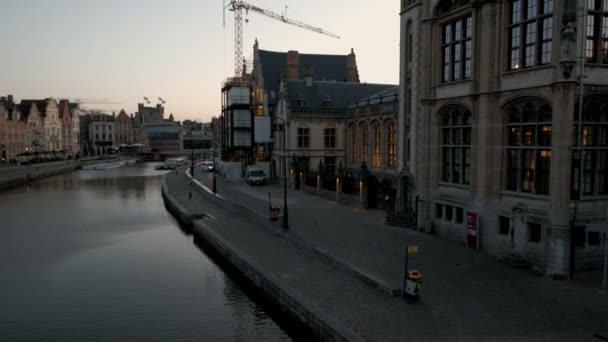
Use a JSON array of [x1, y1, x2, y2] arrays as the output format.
[[271, 116, 288, 230], [213, 141, 217, 194], [189, 128, 194, 176]]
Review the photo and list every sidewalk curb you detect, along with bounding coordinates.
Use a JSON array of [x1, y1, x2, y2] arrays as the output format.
[[193, 221, 364, 342], [186, 169, 402, 296]]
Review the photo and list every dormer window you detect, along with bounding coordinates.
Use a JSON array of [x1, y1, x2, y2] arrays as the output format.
[[298, 94, 305, 107], [324, 95, 332, 108]]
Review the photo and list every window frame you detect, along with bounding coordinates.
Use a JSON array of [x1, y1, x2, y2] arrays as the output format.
[[441, 14, 473, 82], [440, 107, 472, 185], [507, 0, 554, 70], [297, 127, 310, 148], [324, 127, 336, 149], [586, 0, 608, 64], [387, 121, 397, 168], [505, 101, 552, 195], [573, 97, 608, 196], [373, 123, 382, 167]]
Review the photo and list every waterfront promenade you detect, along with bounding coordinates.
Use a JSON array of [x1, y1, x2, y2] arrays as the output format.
[[162, 166, 608, 341], [0, 161, 80, 191]]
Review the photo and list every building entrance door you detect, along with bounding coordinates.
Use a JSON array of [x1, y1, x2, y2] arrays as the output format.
[[510, 208, 527, 254]]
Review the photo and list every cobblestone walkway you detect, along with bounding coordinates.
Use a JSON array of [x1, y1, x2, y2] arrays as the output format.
[[163, 168, 608, 341]]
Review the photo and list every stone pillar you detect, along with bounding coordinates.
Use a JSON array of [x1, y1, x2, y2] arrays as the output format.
[[299, 172, 304, 192], [547, 81, 577, 277]]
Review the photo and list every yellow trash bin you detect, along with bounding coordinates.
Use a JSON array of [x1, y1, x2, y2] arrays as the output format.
[[404, 269, 423, 300]]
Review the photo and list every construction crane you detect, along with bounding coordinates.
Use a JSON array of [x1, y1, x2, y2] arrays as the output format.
[[224, 0, 340, 76], [60, 98, 123, 105]]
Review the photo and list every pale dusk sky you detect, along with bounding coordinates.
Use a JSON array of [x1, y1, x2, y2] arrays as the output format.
[[0, 0, 400, 122]]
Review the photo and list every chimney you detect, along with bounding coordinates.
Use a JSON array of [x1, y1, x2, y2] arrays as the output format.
[[304, 64, 314, 87], [346, 48, 360, 83], [287, 50, 299, 80]]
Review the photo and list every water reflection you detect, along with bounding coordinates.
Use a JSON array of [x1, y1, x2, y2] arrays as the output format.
[[0, 163, 294, 342]]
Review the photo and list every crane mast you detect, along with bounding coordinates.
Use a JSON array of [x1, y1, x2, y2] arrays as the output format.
[[226, 0, 339, 76]]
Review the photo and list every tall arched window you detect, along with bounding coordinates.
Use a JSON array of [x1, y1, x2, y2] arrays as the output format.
[[387, 121, 397, 168], [505, 100, 552, 194], [574, 96, 608, 195], [373, 123, 381, 167], [440, 107, 471, 185], [360, 123, 368, 164]]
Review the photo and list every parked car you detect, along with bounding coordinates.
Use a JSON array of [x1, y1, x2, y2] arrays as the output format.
[[201, 160, 214, 172], [246, 166, 265, 185]]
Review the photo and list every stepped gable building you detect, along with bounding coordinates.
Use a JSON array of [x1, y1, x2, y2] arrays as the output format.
[[115, 109, 133, 146], [20, 98, 61, 153], [251, 39, 360, 116], [58, 99, 75, 158], [0, 95, 29, 162], [399, 0, 607, 276]]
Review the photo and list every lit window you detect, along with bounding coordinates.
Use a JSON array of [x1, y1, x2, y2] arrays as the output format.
[[505, 101, 552, 194], [373, 124, 381, 167]]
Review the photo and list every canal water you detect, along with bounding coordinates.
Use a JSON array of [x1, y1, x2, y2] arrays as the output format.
[[0, 163, 294, 341]]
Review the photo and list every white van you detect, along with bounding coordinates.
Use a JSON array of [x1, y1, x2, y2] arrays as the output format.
[[246, 166, 265, 185]]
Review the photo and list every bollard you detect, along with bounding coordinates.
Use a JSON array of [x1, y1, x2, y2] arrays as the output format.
[[189, 191, 192, 199]]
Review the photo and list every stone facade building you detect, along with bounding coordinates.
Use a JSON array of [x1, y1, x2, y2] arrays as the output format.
[[89, 113, 115, 153], [345, 87, 399, 209], [274, 77, 393, 190], [399, 0, 606, 276], [0, 95, 29, 161]]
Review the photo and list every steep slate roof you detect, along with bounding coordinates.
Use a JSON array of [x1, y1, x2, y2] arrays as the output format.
[[349, 86, 399, 108], [19, 99, 48, 118], [286, 80, 394, 110], [258, 49, 349, 105]]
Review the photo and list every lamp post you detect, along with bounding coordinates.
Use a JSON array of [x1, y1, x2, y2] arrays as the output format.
[[272, 116, 288, 230], [213, 141, 217, 194], [189, 128, 194, 176]]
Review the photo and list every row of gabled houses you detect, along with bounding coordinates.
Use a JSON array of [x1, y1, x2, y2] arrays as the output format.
[[221, 0, 608, 278], [0, 95, 81, 162]]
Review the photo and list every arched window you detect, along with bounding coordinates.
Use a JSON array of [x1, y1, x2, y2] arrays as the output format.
[[360, 123, 368, 164], [441, 107, 471, 185], [373, 123, 381, 167], [505, 100, 552, 194], [574, 96, 608, 195], [387, 121, 397, 168]]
